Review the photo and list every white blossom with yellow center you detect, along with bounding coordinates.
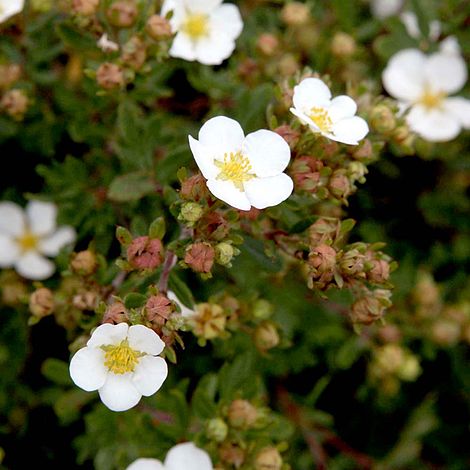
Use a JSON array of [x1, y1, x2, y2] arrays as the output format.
[[69, 323, 168, 412], [382, 47, 470, 142], [189, 116, 294, 211], [290, 78, 369, 145], [0, 0, 24, 23], [161, 0, 243, 65], [0, 200, 76, 280], [126, 442, 213, 470]]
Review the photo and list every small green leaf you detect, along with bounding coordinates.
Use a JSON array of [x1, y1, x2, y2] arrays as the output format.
[[124, 293, 147, 309], [41, 358, 73, 386], [108, 172, 155, 202], [168, 271, 195, 308], [149, 216, 166, 240]]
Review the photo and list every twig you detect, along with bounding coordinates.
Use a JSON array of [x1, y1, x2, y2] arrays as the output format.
[[157, 250, 177, 293]]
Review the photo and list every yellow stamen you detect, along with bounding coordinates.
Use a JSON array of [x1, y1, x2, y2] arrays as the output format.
[[215, 151, 254, 191], [17, 231, 39, 252], [309, 107, 333, 133], [418, 87, 446, 109], [102, 340, 142, 375], [182, 13, 209, 40]]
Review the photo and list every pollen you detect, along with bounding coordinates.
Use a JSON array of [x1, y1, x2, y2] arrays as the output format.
[[309, 107, 333, 133], [103, 340, 142, 375], [419, 87, 446, 109], [182, 13, 209, 40], [215, 151, 254, 191], [17, 231, 39, 252]]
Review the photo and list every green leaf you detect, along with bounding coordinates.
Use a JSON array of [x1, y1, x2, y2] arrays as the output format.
[[219, 351, 255, 401], [55, 23, 96, 51], [107, 172, 155, 202], [192, 374, 218, 419], [149, 216, 166, 240], [41, 358, 73, 386], [124, 293, 147, 309], [168, 271, 195, 308]]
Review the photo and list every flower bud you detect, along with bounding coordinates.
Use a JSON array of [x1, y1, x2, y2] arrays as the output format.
[[1, 89, 28, 120], [72, 0, 99, 15], [254, 321, 280, 351], [29, 288, 54, 318], [193, 303, 226, 339], [309, 244, 336, 273], [96, 63, 125, 90], [179, 202, 204, 224], [72, 291, 99, 310], [291, 156, 324, 192], [353, 139, 373, 161], [413, 272, 440, 313], [350, 290, 391, 325], [103, 301, 128, 324], [0, 64, 21, 89], [145, 294, 173, 326], [227, 399, 258, 429], [127, 236, 164, 270], [348, 161, 367, 184], [340, 249, 365, 277], [70, 250, 98, 276], [184, 242, 215, 273], [215, 242, 235, 266], [309, 218, 337, 246], [121, 36, 147, 70], [331, 32, 356, 57], [206, 418, 228, 442], [397, 354, 421, 381], [281, 2, 310, 26], [431, 320, 460, 347], [370, 104, 397, 134], [180, 173, 210, 201], [257, 33, 279, 56], [274, 125, 300, 148], [254, 447, 283, 470], [219, 443, 245, 468], [367, 258, 390, 283], [378, 324, 402, 343], [375, 344, 404, 375], [328, 171, 351, 200], [252, 299, 273, 320], [107, 1, 138, 28], [146, 14, 173, 40], [278, 53, 300, 77]]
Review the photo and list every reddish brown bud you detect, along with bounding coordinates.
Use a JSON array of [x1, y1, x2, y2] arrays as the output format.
[[180, 173, 210, 201], [72, 0, 99, 15], [96, 63, 124, 90], [103, 301, 128, 324], [184, 242, 215, 273], [329, 171, 351, 199], [368, 259, 390, 283], [127, 236, 164, 270], [200, 212, 230, 240], [71, 250, 98, 276], [145, 294, 173, 326], [274, 124, 300, 148], [1, 89, 28, 120], [353, 139, 373, 161], [378, 324, 402, 343], [146, 14, 173, 40], [351, 291, 391, 325], [309, 218, 338, 246], [257, 33, 279, 56], [291, 155, 324, 192], [72, 291, 99, 311], [219, 443, 245, 468], [0, 64, 21, 89], [121, 36, 147, 70], [107, 1, 138, 28], [309, 244, 336, 273], [29, 288, 54, 318], [227, 399, 258, 429]]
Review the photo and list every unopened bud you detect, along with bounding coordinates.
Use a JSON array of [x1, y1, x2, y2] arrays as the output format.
[[291, 156, 324, 192], [348, 161, 368, 184], [351, 290, 391, 325], [370, 104, 397, 134], [368, 258, 390, 283], [180, 173, 210, 201], [431, 320, 460, 347], [107, 1, 138, 28], [378, 324, 402, 343], [219, 443, 245, 467], [274, 125, 300, 148], [257, 33, 279, 56], [206, 418, 228, 442], [397, 354, 421, 381], [72, 291, 99, 310], [375, 344, 404, 374], [29, 288, 54, 317], [1, 89, 28, 120], [309, 244, 336, 273], [0, 64, 21, 89], [193, 303, 226, 340], [278, 53, 300, 76], [340, 249, 365, 277], [227, 399, 258, 429], [331, 32, 356, 57], [353, 139, 373, 161], [255, 447, 283, 470], [127, 236, 164, 270], [329, 171, 351, 199], [179, 202, 204, 224], [121, 36, 147, 70], [145, 294, 173, 326], [252, 299, 273, 320], [309, 218, 337, 246], [96, 62, 124, 90], [281, 2, 310, 26], [71, 250, 98, 276], [103, 301, 128, 324], [72, 0, 99, 15], [254, 322, 280, 351], [184, 242, 215, 273], [215, 242, 235, 266], [146, 14, 173, 40]]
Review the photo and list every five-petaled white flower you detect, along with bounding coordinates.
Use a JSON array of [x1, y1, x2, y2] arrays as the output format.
[[382, 48, 470, 142], [0, 0, 24, 23], [188, 116, 294, 211], [161, 0, 243, 65], [290, 78, 369, 145], [69, 323, 168, 412], [126, 442, 213, 470], [0, 200, 76, 280]]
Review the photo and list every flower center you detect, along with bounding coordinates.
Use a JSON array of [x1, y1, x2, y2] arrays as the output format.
[[418, 87, 446, 109], [182, 13, 209, 40], [309, 107, 333, 133], [17, 230, 39, 252], [102, 340, 142, 374], [215, 151, 254, 191]]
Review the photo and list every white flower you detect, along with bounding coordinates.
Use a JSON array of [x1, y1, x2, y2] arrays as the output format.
[[188, 116, 293, 211], [126, 442, 213, 470], [0, 200, 76, 280], [370, 0, 403, 19], [69, 323, 168, 412], [0, 0, 24, 23], [97, 33, 119, 53], [290, 78, 369, 145], [382, 48, 470, 142], [399, 11, 440, 41], [161, 0, 243, 65]]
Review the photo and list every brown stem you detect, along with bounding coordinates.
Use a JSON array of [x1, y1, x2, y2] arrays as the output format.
[[158, 250, 177, 293]]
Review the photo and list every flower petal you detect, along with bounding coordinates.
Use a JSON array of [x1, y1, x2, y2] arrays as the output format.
[[26, 201, 57, 237], [194, 34, 236, 65], [69, 347, 107, 392], [371, 0, 403, 19], [164, 442, 213, 470], [382, 49, 427, 102], [87, 322, 129, 348], [406, 104, 461, 142], [328, 95, 358, 122], [0, 235, 20, 267], [330, 116, 369, 145], [210, 4, 243, 40], [206, 179, 251, 211], [39, 226, 76, 257], [0, 201, 25, 237], [424, 52, 467, 95], [167, 290, 195, 317], [292, 78, 332, 113], [244, 174, 294, 210], [98, 373, 142, 412], [183, 0, 223, 13], [290, 107, 319, 131], [132, 356, 168, 396], [188, 136, 219, 180], [15, 252, 55, 280], [126, 458, 165, 470], [243, 130, 291, 177], [198, 116, 245, 158], [169, 33, 197, 62], [0, 0, 24, 23], [128, 325, 166, 355], [443, 97, 470, 128]]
